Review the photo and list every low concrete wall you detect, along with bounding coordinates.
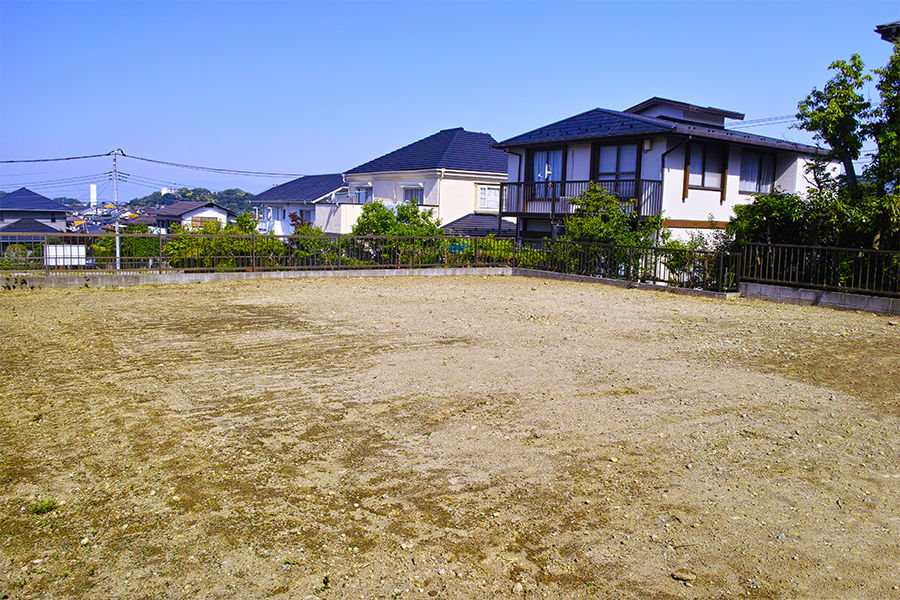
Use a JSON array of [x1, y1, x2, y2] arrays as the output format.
[[3, 267, 515, 290], [513, 268, 737, 300], [740, 282, 900, 315]]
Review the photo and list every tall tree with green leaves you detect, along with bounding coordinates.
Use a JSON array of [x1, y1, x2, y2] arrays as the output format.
[[795, 54, 871, 196], [867, 41, 900, 196]]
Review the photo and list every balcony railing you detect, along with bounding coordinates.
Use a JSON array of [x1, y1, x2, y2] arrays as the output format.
[[500, 179, 662, 218]]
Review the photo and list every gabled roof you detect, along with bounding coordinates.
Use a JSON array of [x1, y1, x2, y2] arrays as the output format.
[[345, 128, 507, 175], [494, 106, 823, 154], [443, 213, 516, 237], [0, 188, 70, 212], [625, 97, 744, 121], [0, 218, 62, 234], [155, 201, 236, 218], [493, 108, 676, 148], [251, 174, 346, 204]]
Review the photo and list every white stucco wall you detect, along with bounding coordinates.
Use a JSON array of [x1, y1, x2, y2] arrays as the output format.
[[343, 169, 505, 231]]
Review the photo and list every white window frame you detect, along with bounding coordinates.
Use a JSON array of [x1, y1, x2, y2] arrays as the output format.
[[354, 186, 373, 204], [402, 185, 426, 205], [477, 185, 500, 211]]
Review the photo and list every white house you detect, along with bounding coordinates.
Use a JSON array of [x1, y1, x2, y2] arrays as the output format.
[[342, 128, 509, 232], [251, 174, 350, 236], [154, 201, 237, 233], [492, 97, 837, 240]]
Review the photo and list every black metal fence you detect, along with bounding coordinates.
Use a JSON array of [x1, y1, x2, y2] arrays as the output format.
[[741, 243, 900, 298], [2, 232, 897, 297]]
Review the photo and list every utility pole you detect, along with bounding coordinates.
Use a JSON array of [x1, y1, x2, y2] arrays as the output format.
[[113, 149, 122, 269]]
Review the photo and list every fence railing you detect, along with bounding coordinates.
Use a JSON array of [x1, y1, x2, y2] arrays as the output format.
[[741, 243, 900, 298], [2, 232, 898, 297], [500, 180, 663, 218]]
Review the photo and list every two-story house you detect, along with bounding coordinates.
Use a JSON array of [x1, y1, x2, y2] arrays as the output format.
[[493, 97, 835, 239], [343, 128, 509, 231]]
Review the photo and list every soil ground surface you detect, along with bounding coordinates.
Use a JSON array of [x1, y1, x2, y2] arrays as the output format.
[[1, 275, 899, 600]]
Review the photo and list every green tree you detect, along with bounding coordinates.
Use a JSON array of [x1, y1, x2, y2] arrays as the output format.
[[727, 190, 811, 248], [795, 53, 871, 195], [350, 200, 443, 237], [562, 183, 665, 246], [867, 41, 900, 196]]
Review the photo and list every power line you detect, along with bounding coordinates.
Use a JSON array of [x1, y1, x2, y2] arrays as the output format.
[[728, 116, 797, 130], [0, 152, 114, 163], [121, 153, 304, 178]]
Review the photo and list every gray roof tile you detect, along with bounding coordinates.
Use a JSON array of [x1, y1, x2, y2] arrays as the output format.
[[346, 128, 507, 175]]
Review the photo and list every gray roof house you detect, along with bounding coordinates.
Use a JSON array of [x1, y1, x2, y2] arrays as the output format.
[[251, 174, 348, 236], [0, 188, 70, 232], [342, 128, 510, 235], [155, 201, 237, 232], [493, 97, 836, 239]]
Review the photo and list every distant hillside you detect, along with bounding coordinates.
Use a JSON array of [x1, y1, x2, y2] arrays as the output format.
[[127, 188, 254, 214]]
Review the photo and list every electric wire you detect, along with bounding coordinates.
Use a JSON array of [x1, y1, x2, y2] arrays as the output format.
[[0, 152, 114, 163], [122, 153, 303, 178]]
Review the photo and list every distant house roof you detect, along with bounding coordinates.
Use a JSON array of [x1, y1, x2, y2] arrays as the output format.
[[625, 97, 745, 121], [443, 213, 516, 237], [155, 201, 236, 218], [876, 20, 900, 42], [345, 128, 507, 175], [251, 174, 346, 204], [0, 188, 70, 213], [0, 218, 61, 234], [493, 106, 822, 154]]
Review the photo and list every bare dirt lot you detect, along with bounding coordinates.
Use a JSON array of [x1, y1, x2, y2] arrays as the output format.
[[1, 275, 899, 600]]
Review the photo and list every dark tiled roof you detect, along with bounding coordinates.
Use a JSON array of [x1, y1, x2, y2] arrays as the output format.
[[495, 107, 823, 154], [0, 188, 70, 212], [494, 109, 676, 148], [443, 213, 516, 237], [345, 128, 507, 175], [251, 174, 346, 204], [876, 20, 900, 42], [155, 201, 235, 217], [0, 218, 62, 234]]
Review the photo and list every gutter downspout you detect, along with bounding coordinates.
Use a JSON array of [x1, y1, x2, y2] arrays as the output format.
[[657, 136, 691, 242], [661, 135, 691, 202]]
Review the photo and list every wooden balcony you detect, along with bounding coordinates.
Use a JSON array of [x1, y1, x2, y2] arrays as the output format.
[[499, 179, 662, 219]]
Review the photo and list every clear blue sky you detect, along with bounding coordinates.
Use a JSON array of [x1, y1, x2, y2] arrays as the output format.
[[1, 1, 897, 203]]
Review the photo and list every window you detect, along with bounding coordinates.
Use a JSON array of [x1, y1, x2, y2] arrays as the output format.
[[190, 216, 218, 228], [531, 149, 563, 182], [596, 143, 638, 181], [478, 185, 500, 210], [403, 187, 424, 205], [688, 143, 724, 189], [354, 187, 372, 204], [739, 151, 776, 194]]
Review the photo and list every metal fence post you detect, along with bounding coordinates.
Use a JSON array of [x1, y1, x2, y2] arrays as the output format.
[[251, 232, 256, 273], [158, 232, 163, 275]]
